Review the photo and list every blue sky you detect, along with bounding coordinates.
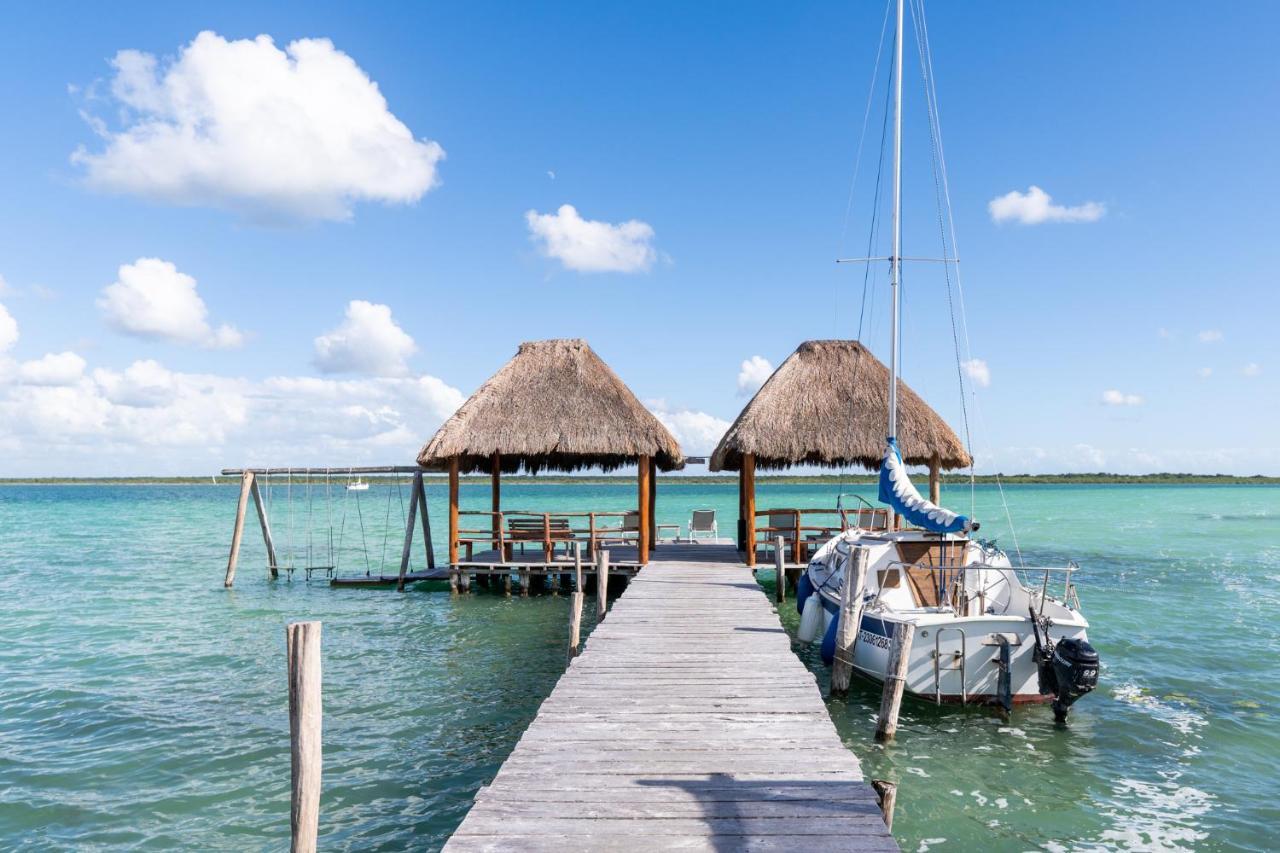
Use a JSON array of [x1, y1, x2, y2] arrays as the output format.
[[0, 1, 1276, 476]]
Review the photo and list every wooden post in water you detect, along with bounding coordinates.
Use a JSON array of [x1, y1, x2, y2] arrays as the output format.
[[396, 479, 421, 592], [249, 475, 278, 577], [447, 457, 460, 565], [568, 544, 584, 661], [286, 621, 322, 853], [414, 472, 434, 570], [774, 535, 786, 604], [224, 471, 255, 588], [743, 453, 756, 565], [871, 780, 898, 831], [490, 453, 502, 551], [875, 622, 915, 741], [831, 547, 870, 696], [596, 549, 610, 621]]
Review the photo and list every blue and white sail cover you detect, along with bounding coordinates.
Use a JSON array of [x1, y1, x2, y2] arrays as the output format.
[[878, 437, 973, 534]]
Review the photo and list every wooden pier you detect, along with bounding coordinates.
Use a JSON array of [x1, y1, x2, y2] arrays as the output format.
[[445, 544, 898, 852]]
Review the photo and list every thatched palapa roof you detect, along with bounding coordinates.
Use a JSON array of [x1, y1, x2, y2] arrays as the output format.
[[710, 340, 971, 472], [418, 339, 683, 474]]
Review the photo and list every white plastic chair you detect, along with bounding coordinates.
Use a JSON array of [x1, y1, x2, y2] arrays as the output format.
[[688, 509, 718, 542]]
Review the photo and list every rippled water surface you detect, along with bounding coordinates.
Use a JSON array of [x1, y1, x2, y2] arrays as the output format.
[[0, 482, 1276, 851]]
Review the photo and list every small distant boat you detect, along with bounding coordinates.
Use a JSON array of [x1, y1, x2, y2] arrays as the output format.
[[346, 478, 369, 492]]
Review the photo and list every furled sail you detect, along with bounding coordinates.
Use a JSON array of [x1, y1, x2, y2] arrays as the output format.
[[877, 437, 974, 534]]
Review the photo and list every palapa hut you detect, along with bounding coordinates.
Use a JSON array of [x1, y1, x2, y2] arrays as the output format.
[[710, 339, 971, 565], [418, 338, 682, 568]]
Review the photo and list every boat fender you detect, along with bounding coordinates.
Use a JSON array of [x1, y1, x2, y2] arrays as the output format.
[[820, 609, 840, 666], [795, 572, 814, 616], [797, 592, 823, 643]]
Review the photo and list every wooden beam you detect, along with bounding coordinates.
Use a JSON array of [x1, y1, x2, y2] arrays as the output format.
[[875, 623, 915, 741], [831, 546, 870, 696], [929, 451, 941, 505], [596, 548, 610, 621], [448, 457, 460, 566], [648, 467, 658, 550], [636, 455, 651, 564], [743, 453, 756, 566], [249, 475, 278, 577], [286, 621, 322, 853], [414, 472, 434, 569], [224, 471, 254, 588], [396, 480, 421, 592]]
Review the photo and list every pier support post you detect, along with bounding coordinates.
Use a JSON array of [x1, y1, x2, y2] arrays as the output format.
[[415, 471, 434, 570], [286, 621, 322, 853], [447, 457, 460, 566], [875, 622, 915, 741], [397, 478, 421, 592], [831, 547, 870, 697], [224, 471, 254, 588], [743, 453, 756, 565], [871, 780, 898, 831], [596, 549, 610, 621], [774, 535, 786, 604], [568, 545, 584, 660], [637, 456, 651, 564]]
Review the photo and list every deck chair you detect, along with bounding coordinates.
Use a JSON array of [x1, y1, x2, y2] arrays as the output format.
[[768, 510, 800, 560], [597, 511, 640, 550], [689, 510, 718, 542]]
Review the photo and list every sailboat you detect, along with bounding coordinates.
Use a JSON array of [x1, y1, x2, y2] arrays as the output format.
[[795, 0, 1099, 722]]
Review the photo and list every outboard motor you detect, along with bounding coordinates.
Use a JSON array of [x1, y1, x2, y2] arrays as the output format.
[[1048, 637, 1099, 723]]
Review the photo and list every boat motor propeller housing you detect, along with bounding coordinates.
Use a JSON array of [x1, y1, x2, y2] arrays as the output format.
[[1046, 637, 1099, 723]]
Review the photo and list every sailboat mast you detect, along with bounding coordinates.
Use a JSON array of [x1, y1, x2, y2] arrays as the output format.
[[888, 0, 904, 441]]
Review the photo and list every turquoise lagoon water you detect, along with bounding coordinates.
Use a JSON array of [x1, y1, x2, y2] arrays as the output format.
[[0, 481, 1277, 851]]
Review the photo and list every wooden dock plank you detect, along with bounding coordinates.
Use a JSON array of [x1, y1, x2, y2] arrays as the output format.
[[444, 546, 898, 852]]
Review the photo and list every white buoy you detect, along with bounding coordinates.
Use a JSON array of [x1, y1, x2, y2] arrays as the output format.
[[798, 592, 823, 643]]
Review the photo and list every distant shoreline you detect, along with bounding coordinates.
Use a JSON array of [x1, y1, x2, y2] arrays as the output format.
[[2, 474, 1278, 486]]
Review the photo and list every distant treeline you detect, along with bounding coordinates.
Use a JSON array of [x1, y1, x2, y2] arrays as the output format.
[[4, 473, 1279, 486]]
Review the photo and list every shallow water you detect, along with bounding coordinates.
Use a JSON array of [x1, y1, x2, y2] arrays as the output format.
[[0, 482, 1276, 851]]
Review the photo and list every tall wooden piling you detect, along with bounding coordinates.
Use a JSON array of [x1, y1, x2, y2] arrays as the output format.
[[568, 545, 584, 661], [596, 549, 610, 621], [224, 471, 254, 588], [249, 475, 278, 577], [831, 547, 870, 697], [286, 621, 322, 853], [774, 535, 786, 604], [396, 481, 421, 592], [871, 780, 898, 831], [875, 622, 914, 742]]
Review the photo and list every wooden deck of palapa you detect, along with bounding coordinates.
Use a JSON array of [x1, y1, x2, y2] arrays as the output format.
[[444, 543, 898, 852]]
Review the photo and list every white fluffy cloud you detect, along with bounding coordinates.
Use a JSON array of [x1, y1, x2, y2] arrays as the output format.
[[961, 358, 991, 388], [1101, 389, 1144, 406], [1197, 329, 1223, 343], [736, 355, 773, 396], [313, 300, 417, 377], [0, 303, 17, 352], [525, 204, 658, 273], [98, 258, 242, 348], [988, 186, 1105, 225], [0, 356, 463, 474], [646, 399, 730, 457], [72, 31, 445, 222], [17, 352, 87, 387]]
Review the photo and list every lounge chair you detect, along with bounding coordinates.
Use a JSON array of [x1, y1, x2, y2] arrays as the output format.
[[688, 509, 718, 542]]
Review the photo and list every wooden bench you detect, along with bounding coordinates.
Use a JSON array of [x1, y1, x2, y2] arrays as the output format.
[[506, 516, 575, 561]]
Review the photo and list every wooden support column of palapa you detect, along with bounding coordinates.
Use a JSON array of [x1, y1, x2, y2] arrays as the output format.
[[648, 465, 658, 550], [248, 474, 278, 578], [743, 453, 756, 566], [491, 453, 501, 551], [737, 466, 746, 550], [224, 471, 255, 588], [929, 451, 941, 506], [396, 472, 422, 592], [637, 455, 651, 564], [447, 457, 460, 566], [286, 620, 322, 853], [831, 546, 870, 696]]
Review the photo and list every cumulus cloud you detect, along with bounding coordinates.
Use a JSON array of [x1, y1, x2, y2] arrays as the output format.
[[1242, 362, 1261, 377], [1101, 389, 1144, 406], [646, 399, 730, 456], [313, 300, 417, 377], [98, 258, 242, 348], [525, 204, 658, 273], [17, 352, 87, 387], [736, 356, 773, 396], [961, 358, 991, 388], [988, 186, 1105, 225], [0, 357, 464, 474], [72, 31, 445, 222], [0, 303, 17, 352], [1197, 329, 1222, 343]]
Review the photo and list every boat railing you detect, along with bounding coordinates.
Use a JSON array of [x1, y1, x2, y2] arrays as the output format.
[[455, 509, 639, 561], [879, 561, 1081, 613]]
